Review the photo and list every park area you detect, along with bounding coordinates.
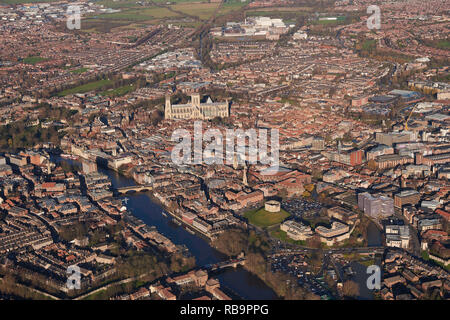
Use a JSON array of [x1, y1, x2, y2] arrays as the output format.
[[244, 207, 290, 228], [57, 79, 113, 96]]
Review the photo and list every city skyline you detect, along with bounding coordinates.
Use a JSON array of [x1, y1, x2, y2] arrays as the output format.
[[0, 0, 448, 307]]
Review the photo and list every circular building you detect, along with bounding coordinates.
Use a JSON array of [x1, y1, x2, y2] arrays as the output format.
[[265, 200, 281, 213]]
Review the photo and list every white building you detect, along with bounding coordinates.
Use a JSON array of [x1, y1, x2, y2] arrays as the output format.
[[385, 225, 410, 249]]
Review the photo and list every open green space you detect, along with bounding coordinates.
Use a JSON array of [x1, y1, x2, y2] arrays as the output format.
[[244, 207, 290, 228], [82, 4, 185, 31], [435, 40, 450, 49], [97, 0, 145, 9], [428, 39, 450, 50], [361, 39, 377, 51], [224, 0, 248, 5], [96, 0, 207, 9], [57, 79, 113, 96], [22, 56, 47, 65], [314, 16, 346, 25], [100, 84, 136, 97], [94, 7, 180, 21], [81, 0, 240, 31], [245, 6, 311, 19], [70, 67, 89, 74], [270, 229, 306, 245], [171, 2, 220, 20], [80, 19, 132, 33], [83, 289, 107, 300]]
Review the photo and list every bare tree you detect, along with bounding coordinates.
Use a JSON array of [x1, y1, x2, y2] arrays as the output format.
[[342, 280, 360, 298]]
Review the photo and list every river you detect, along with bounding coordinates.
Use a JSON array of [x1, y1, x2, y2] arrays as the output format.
[[367, 220, 382, 247], [55, 156, 278, 299], [101, 167, 280, 299], [337, 220, 382, 300], [55, 156, 383, 300]]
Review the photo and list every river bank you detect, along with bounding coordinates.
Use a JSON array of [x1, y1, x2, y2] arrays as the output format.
[[54, 155, 382, 300], [53, 156, 279, 300]]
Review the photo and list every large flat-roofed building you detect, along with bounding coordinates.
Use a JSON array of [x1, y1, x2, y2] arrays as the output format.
[[322, 148, 364, 166], [165, 93, 229, 120], [366, 144, 394, 161], [280, 220, 313, 241], [315, 221, 349, 238], [375, 154, 414, 169], [417, 217, 442, 232], [394, 190, 420, 208], [8, 154, 27, 166], [375, 132, 415, 147], [327, 206, 358, 223], [315, 221, 351, 245], [416, 152, 450, 166], [193, 217, 212, 234], [108, 154, 134, 170], [358, 192, 394, 218], [385, 225, 410, 249], [311, 137, 325, 151]]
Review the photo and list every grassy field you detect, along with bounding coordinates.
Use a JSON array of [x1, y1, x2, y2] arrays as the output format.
[[224, 0, 248, 6], [314, 16, 347, 25], [70, 67, 89, 74], [244, 207, 290, 228], [82, 289, 107, 300], [97, 0, 144, 9], [81, 0, 232, 32], [245, 7, 311, 18], [94, 7, 180, 21], [361, 39, 377, 51], [82, 4, 183, 31], [97, 0, 208, 9], [433, 39, 450, 49], [171, 2, 220, 20], [100, 84, 136, 97], [222, 0, 248, 10], [80, 19, 133, 33], [270, 229, 306, 245], [57, 79, 113, 96], [22, 56, 47, 65]]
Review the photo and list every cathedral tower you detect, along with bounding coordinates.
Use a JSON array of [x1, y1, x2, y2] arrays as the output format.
[[165, 94, 172, 119]]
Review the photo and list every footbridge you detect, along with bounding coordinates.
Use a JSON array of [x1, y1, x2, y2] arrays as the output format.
[[203, 258, 246, 272]]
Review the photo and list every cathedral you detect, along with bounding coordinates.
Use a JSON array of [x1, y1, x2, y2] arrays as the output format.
[[164, 92, 229, 120]]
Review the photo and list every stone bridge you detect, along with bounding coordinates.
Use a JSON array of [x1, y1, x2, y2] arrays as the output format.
[[115, 184, 153, 194]]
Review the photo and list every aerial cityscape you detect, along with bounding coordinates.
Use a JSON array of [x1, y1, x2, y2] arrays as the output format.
[[0, 0, 449, 306]]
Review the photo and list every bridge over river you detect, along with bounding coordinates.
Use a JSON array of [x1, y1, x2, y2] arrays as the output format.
[[114, 184, 153, 194], [202, 258, 246, 272]]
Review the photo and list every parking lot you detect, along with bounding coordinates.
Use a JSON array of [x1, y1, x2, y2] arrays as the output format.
[[270, 253, 334, 299], [282, 199, 323, 220]]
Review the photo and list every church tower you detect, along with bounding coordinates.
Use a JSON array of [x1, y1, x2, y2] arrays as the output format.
[[165, 94, 172, 119], [191, 92, 201, 107]]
